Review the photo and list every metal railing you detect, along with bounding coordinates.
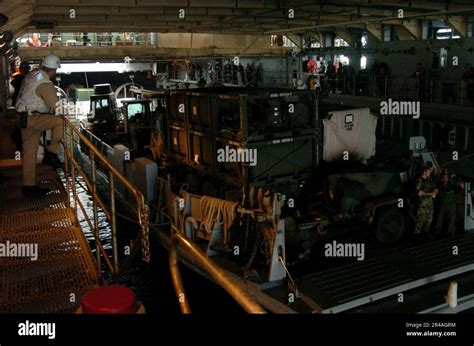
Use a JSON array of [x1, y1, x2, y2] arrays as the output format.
[[317, 73, 474, 106], [18, 32, 156, 48], [61, 115, 261, 312], [169, 225, 266, 314], [61, 115, 150, 278]]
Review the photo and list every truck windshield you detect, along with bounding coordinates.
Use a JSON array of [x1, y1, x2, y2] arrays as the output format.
[[127, 103, 145, 118], [94, 98, 110, 110]]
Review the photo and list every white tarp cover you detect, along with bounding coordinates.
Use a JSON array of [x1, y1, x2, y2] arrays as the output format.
[[323, 108, 377, 163]]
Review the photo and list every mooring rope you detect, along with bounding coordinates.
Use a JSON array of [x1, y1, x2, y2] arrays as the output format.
[[200, 196, 238, 244]]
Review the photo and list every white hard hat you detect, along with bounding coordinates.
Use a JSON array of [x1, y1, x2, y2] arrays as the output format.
[[42, 54, 61, 69]]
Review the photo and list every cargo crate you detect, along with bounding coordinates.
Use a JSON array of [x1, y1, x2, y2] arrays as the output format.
[[189, 130, 214, 170], [189, 94, 212, 130], [168, 92, 187, 124]]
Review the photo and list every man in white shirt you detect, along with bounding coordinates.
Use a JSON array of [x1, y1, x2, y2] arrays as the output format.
[[15, 54, 63, 198]]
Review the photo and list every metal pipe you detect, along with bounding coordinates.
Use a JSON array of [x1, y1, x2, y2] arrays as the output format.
[[109, 172, 119, 275], [169, 230, 266, 314]]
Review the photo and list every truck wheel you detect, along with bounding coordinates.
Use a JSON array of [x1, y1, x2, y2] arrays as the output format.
[[375, 207, 406, 243]]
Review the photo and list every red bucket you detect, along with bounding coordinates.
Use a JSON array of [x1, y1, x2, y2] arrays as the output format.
[[81, 285, 138, 314]]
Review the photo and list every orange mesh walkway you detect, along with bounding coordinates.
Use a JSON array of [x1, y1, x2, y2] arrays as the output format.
[[0, 165, 99, 313]]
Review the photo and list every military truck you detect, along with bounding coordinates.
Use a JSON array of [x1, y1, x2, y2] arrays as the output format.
[[84, 83, 125, 146]]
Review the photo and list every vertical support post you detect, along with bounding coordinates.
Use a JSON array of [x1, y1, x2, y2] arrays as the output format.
[[460, 80, 464, 106], [90, 152, 101, 276], [384, 76, 388, 98], [63, 119, 70, 208], [69, 127, 77, 225], [109, 172, 119, 275]]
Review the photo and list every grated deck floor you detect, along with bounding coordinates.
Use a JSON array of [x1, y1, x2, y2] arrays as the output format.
[[0, 165, 98, 313]]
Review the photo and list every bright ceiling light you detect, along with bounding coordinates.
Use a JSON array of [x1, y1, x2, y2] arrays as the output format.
[[57, 62, 153, 74]]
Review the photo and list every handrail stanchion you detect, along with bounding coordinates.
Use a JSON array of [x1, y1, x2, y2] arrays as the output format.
[[69, 127, 78, 225], [62, 120, 70, 208], [90, 151, 101, 277], [109, 172, 119, 275]]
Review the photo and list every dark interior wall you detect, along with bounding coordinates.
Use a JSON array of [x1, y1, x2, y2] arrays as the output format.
[[366, 37, 474, 78]]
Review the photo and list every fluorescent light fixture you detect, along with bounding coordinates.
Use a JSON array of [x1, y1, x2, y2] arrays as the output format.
[[57, 62, 153, 74]]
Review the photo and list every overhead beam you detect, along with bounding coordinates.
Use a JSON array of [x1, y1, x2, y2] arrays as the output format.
[[446, 15, 467, 37], [2, 12, 33, 34], [394, 25, 413, 40], [18, 45, 288, 61], [30, 14, 320, 26], [266, 7, 474, 34], [401, 19, 421, 40], [0, 0, 34, 14], [365, 23, 383, 41], [385, 18, 421, 39], [34, 0, 284, 9]]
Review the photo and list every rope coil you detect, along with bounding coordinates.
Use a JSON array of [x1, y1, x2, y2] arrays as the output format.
[[200, 196, 238, 244]]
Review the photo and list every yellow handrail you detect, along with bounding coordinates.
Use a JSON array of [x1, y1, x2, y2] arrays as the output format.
[[61, 115, 150, 277], [169, 227, 266, 314], [61, 115, 263, 313]]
